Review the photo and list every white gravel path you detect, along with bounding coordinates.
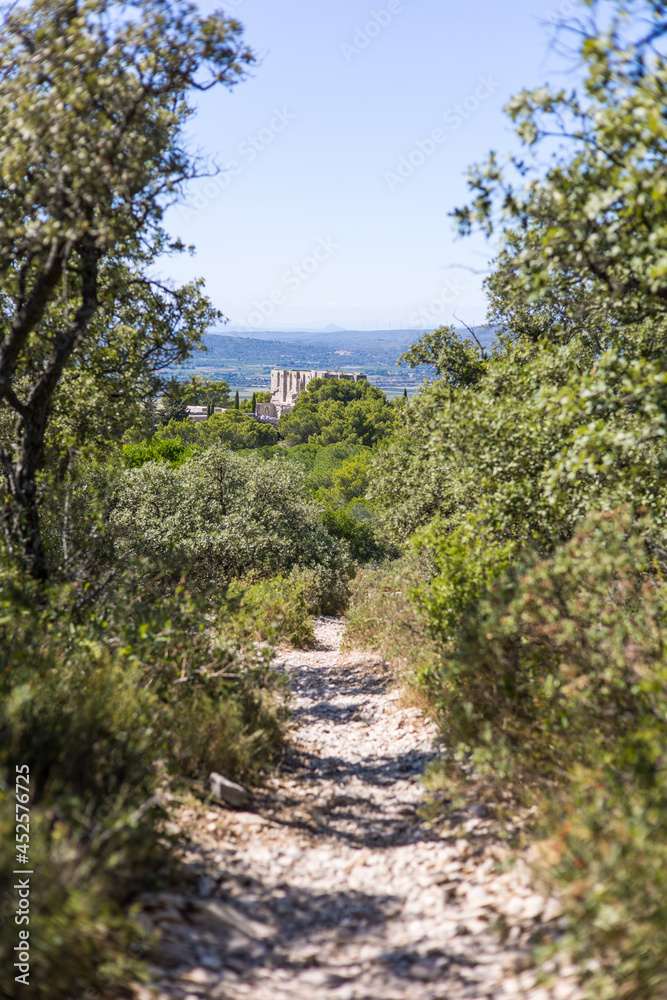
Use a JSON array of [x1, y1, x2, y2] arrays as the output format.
[[141, 617, 581, 1000]]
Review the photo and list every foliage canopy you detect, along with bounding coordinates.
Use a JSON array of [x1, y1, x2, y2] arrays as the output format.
[[0, 0, 251, 574], [277, 377, 396, 447]]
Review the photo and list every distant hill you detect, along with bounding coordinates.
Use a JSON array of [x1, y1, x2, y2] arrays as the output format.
[[165, 327, 493, 397], [211, 326, 494, 353], [191, 335, 404, 370], [199, 336, 328, 365]]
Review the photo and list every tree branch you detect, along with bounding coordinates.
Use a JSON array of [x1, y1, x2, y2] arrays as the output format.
[[453, 313, 488, 360], [0, 240, 65, 381]]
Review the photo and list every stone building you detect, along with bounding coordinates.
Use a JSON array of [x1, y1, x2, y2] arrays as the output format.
[[255, 368, 367, 423]]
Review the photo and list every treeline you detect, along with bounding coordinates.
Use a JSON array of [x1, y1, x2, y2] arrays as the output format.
[[152, 371, 399, 448]]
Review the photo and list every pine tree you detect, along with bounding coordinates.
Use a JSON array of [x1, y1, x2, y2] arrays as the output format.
[[234, 390, 240, 409], [403, 387, 408, 401], [250, 391, 257, 413]]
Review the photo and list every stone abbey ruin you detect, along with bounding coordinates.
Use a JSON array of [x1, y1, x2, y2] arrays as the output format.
[[255, 368, 367, 423]]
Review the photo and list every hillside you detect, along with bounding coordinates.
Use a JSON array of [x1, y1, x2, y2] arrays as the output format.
[[164, 328, 493, 395]]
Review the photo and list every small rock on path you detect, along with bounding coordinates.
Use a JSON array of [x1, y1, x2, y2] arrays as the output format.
[[142, 617, 581, 1000]]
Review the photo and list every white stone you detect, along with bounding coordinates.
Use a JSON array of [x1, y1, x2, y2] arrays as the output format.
[[209, 771, 249, 808]]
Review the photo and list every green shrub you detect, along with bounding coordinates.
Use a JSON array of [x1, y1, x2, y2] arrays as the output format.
[[402, 507, 667, 997], [152, 415, 199, 444], [541, 762, 667, 1000], [245, 442, 371, 490], [122, 436, 197, 468], [318, 450, 372, 504], [196, 409, 279, 449], [0, 559, 288, 999], [321, 503, 392, 563], [0, 579, 287, 793], [305, 443, 371, 491], [288, 560, 350, 615], [153, 410, 279, 450], [2, 656, 161, 806], [227, 575, 315, 648], [0, 791, 158, 1000], [416, 513, 518, 645], [419, 509, 663, 784], [343, 547, 438, 681], [109, 445, 354, 592]]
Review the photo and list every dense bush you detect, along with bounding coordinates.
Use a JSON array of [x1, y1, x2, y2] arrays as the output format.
[[246, 441, 371, 488], [109, 445, 354, 593], [321, 504, 392, 564], [415, 508, 667, 1000], [544, 759, 667, 1000], [0, 571, 287, 795], [318, 450, 372, 505], [154, 408, 279, 450], [418, 510, 663, 781], [0, 790, 157, 999], [197, 410, 279, 448], [227, 575, 315, 648], [363, 327, 667, 996], [122, 436, 198, 467], [278, 377, 397, 447], [240, 443, 391, 562], [370, 321, 667, 548], [0, 560, 286, 999], [358, 5, 667, 993]]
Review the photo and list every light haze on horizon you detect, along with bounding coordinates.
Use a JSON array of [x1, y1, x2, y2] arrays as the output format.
[[160, 0, 577, 335]]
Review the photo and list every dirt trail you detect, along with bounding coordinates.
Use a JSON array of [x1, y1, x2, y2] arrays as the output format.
[[142, 618, 581, 1000]]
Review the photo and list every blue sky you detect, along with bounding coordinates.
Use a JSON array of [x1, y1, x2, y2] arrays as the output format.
[[160, 0, 577, 333]]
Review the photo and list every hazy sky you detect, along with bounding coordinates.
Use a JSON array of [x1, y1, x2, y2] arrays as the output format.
[[160, 0, 576, 333]]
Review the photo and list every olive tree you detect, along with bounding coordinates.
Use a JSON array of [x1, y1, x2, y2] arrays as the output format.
[[0, 0, 253, 576]]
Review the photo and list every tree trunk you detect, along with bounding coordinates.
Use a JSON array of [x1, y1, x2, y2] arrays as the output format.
[[5, 433, 47, 579], [1, 239, 99, 578]]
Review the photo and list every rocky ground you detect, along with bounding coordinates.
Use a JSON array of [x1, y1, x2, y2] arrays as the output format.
[[139, 617, 582, 1000]]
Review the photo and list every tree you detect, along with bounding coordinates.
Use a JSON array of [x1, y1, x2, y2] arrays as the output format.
[[278, 378, 396, 447], [110, 446, 351, 589], [240, 389, 269, 413], [153, 417, 198, 445], [0, 0, 253, 576], [3, 247, 220, 462], [399, 326, 486, 389], [162, 397, 191, 424], [154, 409, 278, 450], [179, 375, 231, 407], [326, 452, 372, 505], [158, 380, 191, 424], [454, 0, 667, 331], [234, 390, 240, 410], [198, 410, 278, 449]]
